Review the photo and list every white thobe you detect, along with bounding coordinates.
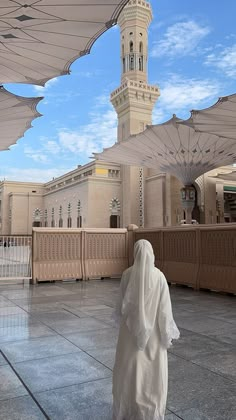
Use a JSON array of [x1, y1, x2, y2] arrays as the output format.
[[113, 267, 179, 420]]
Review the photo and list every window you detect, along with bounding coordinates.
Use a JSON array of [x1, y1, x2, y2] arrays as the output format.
[[139, 56, 143, 71], [44, 209, 48, 227], [51, 207, 55, 227], [67, 203, 72, 228], [77, 215, 82, 228], [59, 205, 63, 227], [123, 57, 125, 73], [33, 208, 42, 227], [130, 55, 134, 70], [77, 200, 82, 227], [130, 41, 133, 53], [110, 215, 120, 228]]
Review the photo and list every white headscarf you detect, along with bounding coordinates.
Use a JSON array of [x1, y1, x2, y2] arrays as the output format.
[[121, 239, 159, 350]]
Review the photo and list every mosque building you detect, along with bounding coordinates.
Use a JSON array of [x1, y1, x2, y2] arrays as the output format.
[[0, 0, 236, 235]]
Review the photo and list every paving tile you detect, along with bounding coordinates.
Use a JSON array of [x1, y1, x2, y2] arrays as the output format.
[[92, 314, 119, 328], [86, 347, 116, 369], [0, 313, 32, 328], [0, 290, 43, 300], [0, 395, 46, 420], [174, 312, 236, 345], [13, 352, 111, 393], [61, 306, 91, 318], [0, 306, 26, 316], [65, 327, 118, 351], [208, 308, 236, 325], [46, 316, 111, 335], [176, 405, 236, 420], [0, 297, 15, 308], [0, 365, 28, 401], [17, 302, 64, 313], [62, 298, 108, 308], [1, 335, 80, 363], [192, 350, 236, 381], [31, 310, 82, 325], [35, 286, 73, 297], [35, 377, 112, 420], [170, 327, 232, 361], [0, 322, 55, 344], [167, 354, 236, 415], [0, 353, 7, 366]]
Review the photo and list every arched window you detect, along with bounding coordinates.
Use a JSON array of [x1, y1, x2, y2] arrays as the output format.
[[109, 198, 121, 228], [139, 56, 143, 71], [51, 208, 55, 227], [44, 209, 48, 227], [130, 41, 133, 53], [67, 203, 72, 228], [59, 205, 63, 228], [130, 55, 134, 70], [33, 208, 42, 227], [77, 200, 82, 228], [110, 215, 120, 228]]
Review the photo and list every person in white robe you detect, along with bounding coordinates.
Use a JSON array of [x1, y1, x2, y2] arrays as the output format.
[[113, 239, 180, 420]]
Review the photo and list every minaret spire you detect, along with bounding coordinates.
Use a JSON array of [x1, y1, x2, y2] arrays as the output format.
[[119, 0, 152, 84], [111, 0, 160, 143], [110, 0, 160, 227]]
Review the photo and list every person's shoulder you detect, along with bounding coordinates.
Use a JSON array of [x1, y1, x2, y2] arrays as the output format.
[[154, 267, 167, 283]]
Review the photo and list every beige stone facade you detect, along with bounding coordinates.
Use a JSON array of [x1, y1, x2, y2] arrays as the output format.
[[0, 0, 236, 235]]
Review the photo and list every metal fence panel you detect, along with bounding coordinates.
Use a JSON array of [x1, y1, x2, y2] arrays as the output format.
[[0, 236, 32, 281]]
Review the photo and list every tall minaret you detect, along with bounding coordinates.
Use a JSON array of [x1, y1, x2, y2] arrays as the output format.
[[110, 0, 160, 227]]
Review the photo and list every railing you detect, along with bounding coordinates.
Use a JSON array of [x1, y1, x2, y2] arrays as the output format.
[[133, 224, 236, 294], [32, 228, 128, 283], [0, 235, 32, 281], [30, 225, 236, 294]]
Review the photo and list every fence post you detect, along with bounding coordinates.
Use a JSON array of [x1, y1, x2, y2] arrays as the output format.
[[127, 224, 138, 266], [81, 229, 86, 281], [195, 227, 201, 290], [31, 230, 36, 284]]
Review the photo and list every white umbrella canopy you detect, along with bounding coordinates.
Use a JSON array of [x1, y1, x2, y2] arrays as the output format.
[[0, 0, 129, 85], [210, 169, 236, 182], [183, 93, 236, 140], [94, 117, 236, 185], [0, 85, 42, 150]]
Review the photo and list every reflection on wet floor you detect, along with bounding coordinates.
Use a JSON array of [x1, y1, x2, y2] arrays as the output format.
[[0, 279, 235, 419]]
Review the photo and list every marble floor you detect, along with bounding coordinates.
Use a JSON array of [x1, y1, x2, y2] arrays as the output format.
[[0, 279, 235, 420]]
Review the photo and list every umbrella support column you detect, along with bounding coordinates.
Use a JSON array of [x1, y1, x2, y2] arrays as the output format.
[[181, 186, 195, 224]]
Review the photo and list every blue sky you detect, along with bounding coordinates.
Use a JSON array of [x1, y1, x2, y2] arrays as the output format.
[[1, 0, 236, 182]]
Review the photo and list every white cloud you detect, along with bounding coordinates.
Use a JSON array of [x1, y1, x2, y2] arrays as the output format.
[[24, 146, 49, 163], [151, 20, 210, 58], [58, 107, 117, 158], [205, 44, 236, 77], [152, 107, 165, 124], [43, 140, 61, 155], [152, 74, 221, 121], [22, 94, 117, 164], [34, 77, 59, 93], [2, 167, 71, 183]]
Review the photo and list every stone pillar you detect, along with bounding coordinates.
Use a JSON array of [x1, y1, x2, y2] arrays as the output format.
[[181, 186, 195, 224]]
